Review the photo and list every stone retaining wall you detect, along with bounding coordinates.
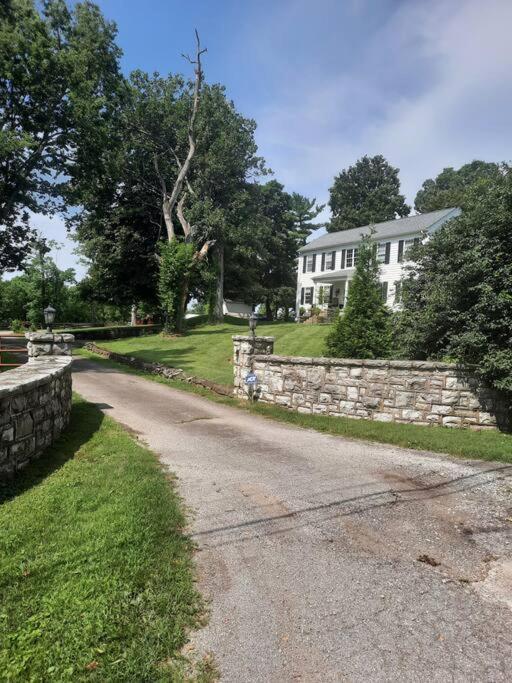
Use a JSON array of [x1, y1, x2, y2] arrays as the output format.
[[233, 336, 509, 430], [0, 357, 73, 477]]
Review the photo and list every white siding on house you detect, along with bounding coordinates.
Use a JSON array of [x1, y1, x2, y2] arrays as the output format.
[[296, 209, 460, 316]]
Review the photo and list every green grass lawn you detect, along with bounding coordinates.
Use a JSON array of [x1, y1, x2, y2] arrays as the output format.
[[0, 396, 213, 682], [99, 320, 329, 385], [77, 349, 512, 464]]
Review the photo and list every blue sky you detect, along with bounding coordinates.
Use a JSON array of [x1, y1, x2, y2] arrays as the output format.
[[27, 0, 512, 279]]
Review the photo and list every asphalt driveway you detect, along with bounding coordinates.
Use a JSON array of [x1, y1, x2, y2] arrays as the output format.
[[73, 358, 512, 682]]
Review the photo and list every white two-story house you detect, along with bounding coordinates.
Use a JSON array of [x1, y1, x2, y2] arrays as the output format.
[[296, 207, 461, 316]]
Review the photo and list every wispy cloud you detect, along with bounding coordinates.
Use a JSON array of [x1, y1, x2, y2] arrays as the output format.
[[244, 0, 512, 207]]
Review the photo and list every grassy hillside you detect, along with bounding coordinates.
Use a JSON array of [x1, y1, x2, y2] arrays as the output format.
[[100, 320, 330, 385]]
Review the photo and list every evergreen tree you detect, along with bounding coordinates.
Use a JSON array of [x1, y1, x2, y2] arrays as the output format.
[[325, 235, 392, 359]]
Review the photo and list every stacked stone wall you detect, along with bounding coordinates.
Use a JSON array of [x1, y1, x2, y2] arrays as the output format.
[[0, 357, 73, 477], [233, 336, 509, 430]]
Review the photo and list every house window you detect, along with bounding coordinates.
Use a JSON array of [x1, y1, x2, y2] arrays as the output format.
[[306, 254, 316, 273], [325, 251, 336, 270], [304, 287, 314, 304], [346, 248, 358, 268], [398, 237, 420, 262], [380, 281, 388, 302], [377, 243, 387, 263]]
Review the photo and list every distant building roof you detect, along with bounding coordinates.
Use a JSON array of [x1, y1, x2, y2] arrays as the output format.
[[299, 207, 461, 253]]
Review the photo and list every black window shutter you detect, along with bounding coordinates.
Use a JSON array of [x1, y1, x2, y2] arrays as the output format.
[[341, 249, 346, 269], [321, 253, 325, 271], [328, 285, 333, 303], [398, 240, 404, 262], [302, 255, 307, 273], [413, 237, 420, 246], [331, 251, 336, 270], [312, 254, 316, 272], [384, 242, 391, 264], [381, 282, 388, 301], [300, 288, 304, 305]]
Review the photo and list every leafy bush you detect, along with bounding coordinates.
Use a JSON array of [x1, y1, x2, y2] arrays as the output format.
[[10, 319, 25, 333], [397, 166, 512, 397]]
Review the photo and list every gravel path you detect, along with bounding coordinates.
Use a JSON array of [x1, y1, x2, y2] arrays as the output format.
[[73, 357, 512, 682]]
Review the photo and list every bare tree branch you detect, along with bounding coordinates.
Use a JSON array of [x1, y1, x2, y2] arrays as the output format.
[[161, 30, 206, 242]]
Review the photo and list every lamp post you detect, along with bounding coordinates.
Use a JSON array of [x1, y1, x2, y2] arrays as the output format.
[[248, 311, 258, 341], [43, 304, 56, 334]]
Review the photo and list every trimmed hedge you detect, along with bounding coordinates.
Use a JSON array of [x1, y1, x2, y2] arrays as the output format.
[[60, 324, 162, 340]]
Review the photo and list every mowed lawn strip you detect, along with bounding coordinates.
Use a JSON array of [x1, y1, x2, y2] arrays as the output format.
[[98, 321, 330, 386], [0, 395, 211, 682], [76, 349, 512, 464]]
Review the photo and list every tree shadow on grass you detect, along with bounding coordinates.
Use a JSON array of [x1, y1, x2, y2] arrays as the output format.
[[0, 399, 104, 505]]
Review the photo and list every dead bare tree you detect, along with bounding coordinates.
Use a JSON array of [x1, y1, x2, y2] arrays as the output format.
[[153, 30, 209, 249]]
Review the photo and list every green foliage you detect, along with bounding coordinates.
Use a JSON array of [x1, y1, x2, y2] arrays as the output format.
[[158, 241, 197, 333], [287, 193, 325, 243], [0, 0, 123, 272], [325, 236, 392, 358], [414, 160, 501, 213], [328, 155, 409, 232], [0, 396, 204, 680], [397, 166, 512, 400], [9, 319, 24, 333]]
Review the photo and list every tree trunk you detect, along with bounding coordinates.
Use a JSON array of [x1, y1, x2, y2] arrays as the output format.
[[213, 244, 224, 323], [265, 295, 273, 321], [130, 303, 137, 326], [176, 277, 189, 334]]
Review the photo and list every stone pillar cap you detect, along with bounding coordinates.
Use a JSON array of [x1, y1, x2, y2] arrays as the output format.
[[232, 335, 275, 342], [25, 332, 75, 343]]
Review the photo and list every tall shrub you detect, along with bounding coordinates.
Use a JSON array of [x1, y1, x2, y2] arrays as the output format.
[[325, 236, 392, 359], [397, 167, 512, 397]]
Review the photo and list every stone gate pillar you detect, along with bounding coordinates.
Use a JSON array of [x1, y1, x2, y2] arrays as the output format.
[[232, 335, 274, 398], [25, 332, 75, 360]]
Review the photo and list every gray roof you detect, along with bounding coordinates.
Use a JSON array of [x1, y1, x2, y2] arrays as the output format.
[[299, 208, 460, 253]]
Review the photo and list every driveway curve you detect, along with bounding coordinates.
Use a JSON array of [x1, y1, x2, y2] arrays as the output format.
[[73, 358, 512, 682]]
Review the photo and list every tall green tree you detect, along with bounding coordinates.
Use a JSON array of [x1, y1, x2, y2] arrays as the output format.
[[414, 160, 501, 213], [325, 235, 392, 358], [397, 166, 512, 407], [0, 0, 124, 272], [328, 155, 409, 233], [288, 193, 325, 243]]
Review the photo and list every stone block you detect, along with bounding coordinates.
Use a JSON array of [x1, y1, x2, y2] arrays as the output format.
[[442, 416, 462, 427], [445, 376, 469, 390], [395, 391, 415, 408], [373, 412, 393, 422], [441, 390, 459, 405], [297, 406, 312, 414], [1, 427, 14, 443], [350, 367, 363, 378], [275, 395, 291, 406], [401, 409, 422, 421], [346, 386, 359, 401], [478, 411, 496, 425], [339, 400, 356, 413], [14, 413, 33, 439], [362, 397, 380, 409], [405, 377, 428, 390], [431, 404, 452, 415]]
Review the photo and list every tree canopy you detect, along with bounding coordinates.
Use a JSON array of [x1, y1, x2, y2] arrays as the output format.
[[414, 160, 502, 213], [0, 0, 124, 273], [327, 155, 409, 233], [397, 165, 512, 399]]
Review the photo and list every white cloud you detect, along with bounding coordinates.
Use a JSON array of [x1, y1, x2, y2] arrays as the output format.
[[248, 0, 512, 209]]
